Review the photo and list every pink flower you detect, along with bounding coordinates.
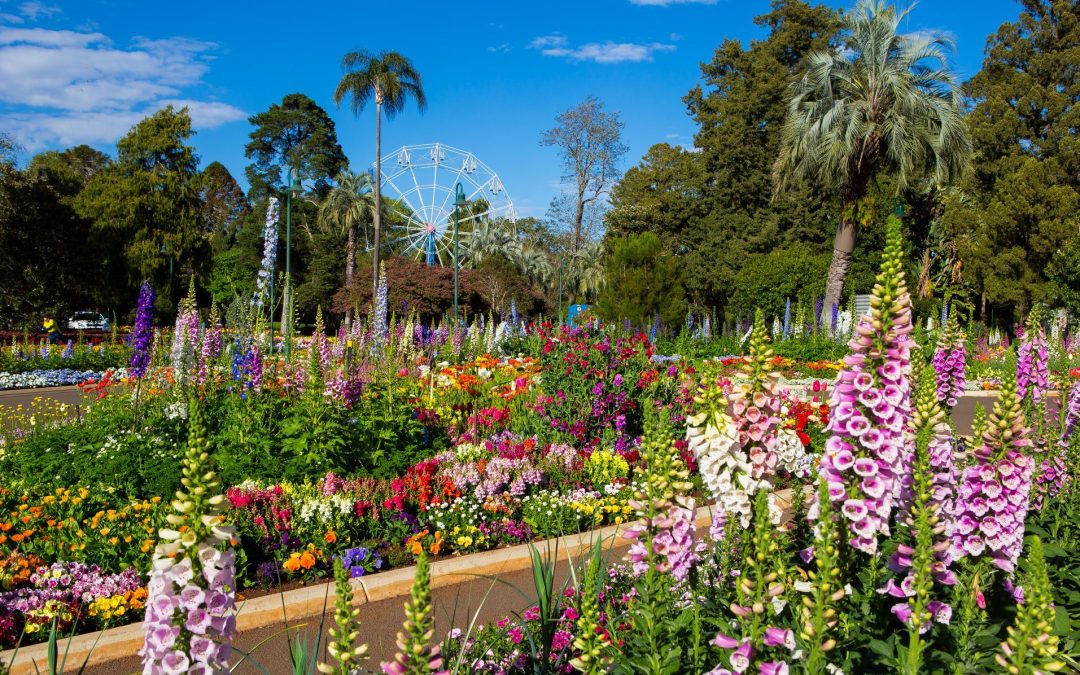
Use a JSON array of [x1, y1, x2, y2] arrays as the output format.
[[730, 641, 753, 673], [762, 627, 794, 650], [759, 662, 789, 675], [713, 633, 740, 649]]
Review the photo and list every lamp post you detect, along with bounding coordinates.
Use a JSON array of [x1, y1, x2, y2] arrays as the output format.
[[557, 259, 565, 325], [452, 183, 466, 326], [283, 168, 302, 359]]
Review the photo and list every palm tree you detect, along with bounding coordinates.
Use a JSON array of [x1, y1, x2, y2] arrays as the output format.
[[318, 171, 375, 326], [333, 51, 427, 292], [774, 0, 969, 312], [513, 243, 553, 289], [569, 241, 606, 302], [464, 218, 518, 268]]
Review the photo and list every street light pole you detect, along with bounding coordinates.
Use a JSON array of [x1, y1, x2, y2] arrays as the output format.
[[557, 259, 565, 325], [283, 168, 302, 359], [453, 183, 465, 326]]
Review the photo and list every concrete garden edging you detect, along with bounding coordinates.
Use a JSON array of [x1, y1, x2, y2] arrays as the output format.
[[1, 503, 736, 674]]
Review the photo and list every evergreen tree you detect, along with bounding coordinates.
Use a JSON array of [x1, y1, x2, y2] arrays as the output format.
[[594, 232, 685, 329], [944, 0, 1080, 318], [75, 106, 208, 315]]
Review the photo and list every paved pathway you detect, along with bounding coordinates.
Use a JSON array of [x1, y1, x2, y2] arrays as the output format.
[[81, 547, 609, 675], [0, 385, 86, 408]]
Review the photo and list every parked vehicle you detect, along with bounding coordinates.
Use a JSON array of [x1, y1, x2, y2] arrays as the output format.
[[66, 311, 110, 331]]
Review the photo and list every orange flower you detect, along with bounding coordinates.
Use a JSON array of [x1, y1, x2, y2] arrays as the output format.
[[299, 551, 316, 570], [324, 530, 337, 544], [430, 531, 444, 556], [283, 555, 301, 573]]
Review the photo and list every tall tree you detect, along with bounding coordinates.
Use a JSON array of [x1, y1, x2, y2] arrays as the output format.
[[609, 1, 841, 312], [595, 233, 683, 328], [542, 96, 627, 255], [318, 170, 375, 325], [245, 93, 348, 200], [0, 133, 19, 167], [200, 161, 250, 244], [944, 0, 1080, 317], [333, 50, 427, 293], [0, 158, 99, 325], [27, 145, 111, 195], [75, 106, 208, 314], [774, 0, 970, 312], [606, 143, 708, 248]]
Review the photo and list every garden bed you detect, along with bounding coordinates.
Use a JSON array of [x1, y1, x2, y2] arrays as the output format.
[[0, 505, 721, 674]]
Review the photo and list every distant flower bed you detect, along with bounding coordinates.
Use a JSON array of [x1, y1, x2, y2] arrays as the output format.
[[0, 369, 122, 390]]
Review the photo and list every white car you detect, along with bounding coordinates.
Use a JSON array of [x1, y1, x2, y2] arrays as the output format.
[[66, 311, 110, 331]]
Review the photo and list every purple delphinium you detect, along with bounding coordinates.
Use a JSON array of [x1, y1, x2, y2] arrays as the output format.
[[196, 318, 223, 386], [373, 263, 388, 349], [129, 281, 156, 379], [815, 218, 914, 555]]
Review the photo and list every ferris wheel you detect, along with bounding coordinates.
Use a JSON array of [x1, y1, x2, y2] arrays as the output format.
[[377, 143, 517, 266]]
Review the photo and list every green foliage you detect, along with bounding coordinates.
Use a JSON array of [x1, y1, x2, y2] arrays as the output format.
[[608, 1, 841, 313], [74, 106, 208, 314], [1, 380, 447, 498], [1047, 234, 1080, 318], [318, 558, 369, 674], [775, 1, 969, 308], [995, 537, 1065, 673], [244, 93, 348, 199], [944, 0, 1080, 316], [728, 243, 830, 318], [0, 162, 100, 326], [594, 232, 684, 329]]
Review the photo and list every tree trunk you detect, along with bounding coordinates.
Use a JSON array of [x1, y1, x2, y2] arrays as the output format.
[[572, 192, 584, 256], [823, 207, 857, 314], [373, 96, 383, 295], [344, 224, 356, 329]]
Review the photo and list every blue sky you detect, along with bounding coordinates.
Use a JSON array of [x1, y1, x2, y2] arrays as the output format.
[[0, 0, 1020, 218]]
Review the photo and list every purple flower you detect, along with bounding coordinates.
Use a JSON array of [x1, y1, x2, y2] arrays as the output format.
[[129, 282, 156, 378]]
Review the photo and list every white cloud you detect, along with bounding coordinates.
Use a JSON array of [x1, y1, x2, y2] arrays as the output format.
[[530, 34, 675, 63], [17, 1, 59, 20], [0, 26, 243, 149], [628, 0, 716, 5], [487, 43, 511, 53], [0, 13, 24, 24], [530, 34, 567, 50]]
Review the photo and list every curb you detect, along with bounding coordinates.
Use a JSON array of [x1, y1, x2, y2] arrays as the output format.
[[1, 506, 722, 673]]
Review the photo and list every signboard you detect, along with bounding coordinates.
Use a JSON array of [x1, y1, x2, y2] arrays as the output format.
[[567, 304, 590, 328]]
